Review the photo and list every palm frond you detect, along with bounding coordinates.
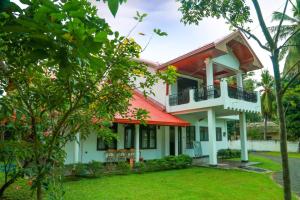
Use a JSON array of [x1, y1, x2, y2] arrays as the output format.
[[272, 11, 298, 23]]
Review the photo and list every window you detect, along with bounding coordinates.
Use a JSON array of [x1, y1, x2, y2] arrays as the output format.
[[200, 127, 209, 141], [124, 125, 135, 149], [216, 127, 222, 141], [186, 126, 195, 149], [97, 123, 118, 150], [140, 125, 156, 149]]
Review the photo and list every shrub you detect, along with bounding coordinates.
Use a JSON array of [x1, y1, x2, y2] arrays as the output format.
[[144, 155, 192, 172], [87, 161, 104, 177], [116, 162, 131, 174], [74, 163, 88, 177], [218, 149, 241, 159], [134, 162, 146, 173]]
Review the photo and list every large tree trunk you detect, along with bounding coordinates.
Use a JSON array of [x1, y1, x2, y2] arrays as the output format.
[[271, 54, 292, 200], [264, 115, 268, 140]]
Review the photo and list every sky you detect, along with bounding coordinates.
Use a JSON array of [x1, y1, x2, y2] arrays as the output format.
[[90, 0, 293, 81]]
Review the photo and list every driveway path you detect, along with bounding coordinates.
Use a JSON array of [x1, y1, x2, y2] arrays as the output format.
[[255, 152, 300, 196]]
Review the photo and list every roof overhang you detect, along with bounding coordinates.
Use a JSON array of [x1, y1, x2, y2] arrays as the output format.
[[158, 31, 263, 78]]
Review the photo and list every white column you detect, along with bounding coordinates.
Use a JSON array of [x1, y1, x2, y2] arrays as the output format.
[[236, 71, 243, 89], [135, 124, 140, 163], [182, 127, 187, 152], [205, 58, 214, 86], [207, 108, 217, 166], [175, 126, 179, 156], [239, 112, 248, 162], [74, 133, 80, 163], [164, 126, 170, 156]]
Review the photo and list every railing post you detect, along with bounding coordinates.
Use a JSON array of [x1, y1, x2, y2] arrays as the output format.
[[189, 89, 195, 103]]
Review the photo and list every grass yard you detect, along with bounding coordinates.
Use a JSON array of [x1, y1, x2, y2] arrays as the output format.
[[1, 153, 296, 200], [263, 151, 300, 159], [63, 168, 287, 200], [229, 153, 282, 171]]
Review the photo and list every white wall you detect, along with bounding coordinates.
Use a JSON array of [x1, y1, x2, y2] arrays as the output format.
[[134, 66, 166, 106], [179, 115, 229, 157], [229, 140, 299, 152], [65, 124, 166, 164]]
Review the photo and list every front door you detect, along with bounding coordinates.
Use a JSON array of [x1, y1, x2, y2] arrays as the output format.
[[178, 127, 182, 155], [169, 127, 175, 156]]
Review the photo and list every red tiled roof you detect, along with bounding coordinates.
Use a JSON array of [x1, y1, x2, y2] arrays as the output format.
[[114, 91, 190, 126]]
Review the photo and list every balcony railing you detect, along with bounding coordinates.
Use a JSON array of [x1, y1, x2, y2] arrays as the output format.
[[227, 86, 257, 103], [169, 89, 190, 106], [194, 85, 220, 102]]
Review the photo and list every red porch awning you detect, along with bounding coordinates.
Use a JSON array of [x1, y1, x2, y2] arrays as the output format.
[[114, 92, 190, 126]]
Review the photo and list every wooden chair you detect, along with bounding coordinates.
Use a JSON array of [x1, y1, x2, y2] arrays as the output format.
[[106, 149, 117, 163]]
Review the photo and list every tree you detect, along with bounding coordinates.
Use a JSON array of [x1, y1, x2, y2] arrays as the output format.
[[0, 0, 176, 199], [258, 70, 275, 140], [270, 0, 300, 76], [177, 0, 300, 199], [283, 79, 300, 141]]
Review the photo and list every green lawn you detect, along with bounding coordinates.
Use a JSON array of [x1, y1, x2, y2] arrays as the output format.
[[262, 151, 300, 159], [0, 153, 295, 200], [229, 153, 282, 171], [63, 168, 287, 200]]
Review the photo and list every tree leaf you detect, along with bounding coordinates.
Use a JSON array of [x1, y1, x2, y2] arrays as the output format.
[[94, 31, 107, 42], [108, 0, 119, 17]]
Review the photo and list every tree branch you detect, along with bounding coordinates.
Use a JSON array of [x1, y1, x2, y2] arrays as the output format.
[[252, 0, 275, 48], [238, 27, 270, 51], [274, 0, 289, 45]]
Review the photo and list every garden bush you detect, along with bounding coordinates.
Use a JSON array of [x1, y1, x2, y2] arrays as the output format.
[[116, 162, 131, 174], [218, 149, 241, 159], [87, 161, 104, 177], [141, 155, 192, 172]]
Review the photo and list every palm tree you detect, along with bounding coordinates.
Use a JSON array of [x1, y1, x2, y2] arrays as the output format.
[[270, 1, 300, 76], [258, 70, 275, 140]]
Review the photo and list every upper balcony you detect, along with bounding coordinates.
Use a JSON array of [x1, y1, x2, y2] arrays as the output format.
[[166, 79, 261, 114]]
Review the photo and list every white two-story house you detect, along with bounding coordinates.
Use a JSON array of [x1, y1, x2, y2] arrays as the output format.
[[65, 31, 262, 166]]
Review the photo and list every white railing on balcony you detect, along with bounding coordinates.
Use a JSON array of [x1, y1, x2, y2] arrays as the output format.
[[166, 79, 261, 114]]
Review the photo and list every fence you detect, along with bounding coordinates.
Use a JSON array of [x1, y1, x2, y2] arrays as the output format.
[[228, 140, 299, 152]]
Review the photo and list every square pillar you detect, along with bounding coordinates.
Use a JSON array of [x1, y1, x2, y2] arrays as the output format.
[[164, 126, 170, 156], [135, 124, 140, 163], [236, 71, 243, 89], [207, 109, 217, 166], [182, 127, 187, 152], [205, 58, 214, 87], [239, 112, 248, 162], [74, 133, 80, 163], [175, 126, 179, 156]]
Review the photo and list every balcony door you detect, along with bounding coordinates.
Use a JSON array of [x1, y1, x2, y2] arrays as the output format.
[[176, 77, 198, 105], [177, 77, 198, 93]]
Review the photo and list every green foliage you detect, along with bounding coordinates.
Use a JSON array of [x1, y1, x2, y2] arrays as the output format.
[[247, 128, 263, 140], [0, 0, 175, 198], [143, 155, 192, 172], [87, 161, 104, 177], [153, 29, 168, 37], [116, 161, 131, 174], [177, 0, 252, 28], [74, 163, 88, 177], [134, 11, 147, 22], [217, 149, 241, 159], [283, 79, 300, 140]]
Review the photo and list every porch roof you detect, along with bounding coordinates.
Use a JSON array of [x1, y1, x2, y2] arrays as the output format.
[[158, 31, 263, 79], [114, 91, 190, 126]]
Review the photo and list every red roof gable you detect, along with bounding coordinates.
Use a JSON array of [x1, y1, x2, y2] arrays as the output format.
[[114, 91, 190, 126]]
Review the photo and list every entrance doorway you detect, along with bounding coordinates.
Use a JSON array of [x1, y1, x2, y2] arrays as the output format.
[[169, 127, 175, 156]]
